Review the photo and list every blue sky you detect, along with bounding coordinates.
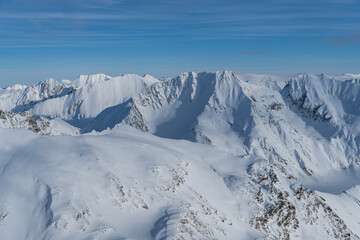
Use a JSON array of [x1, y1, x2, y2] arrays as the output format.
[[0, 0, 360, 86]]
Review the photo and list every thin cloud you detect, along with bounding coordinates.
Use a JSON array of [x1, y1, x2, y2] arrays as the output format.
[[326, 32, 360, 45], [238, 51, 268, 55], [326, 38, 350, 46]]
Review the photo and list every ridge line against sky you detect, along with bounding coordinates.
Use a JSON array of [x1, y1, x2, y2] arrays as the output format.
[[0, 0, 359, 86]]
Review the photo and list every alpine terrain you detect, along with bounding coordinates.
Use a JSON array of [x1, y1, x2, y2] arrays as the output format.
[[1, 71, 360, 239]]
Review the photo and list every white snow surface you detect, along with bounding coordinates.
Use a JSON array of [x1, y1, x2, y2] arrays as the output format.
[[1, 71, 360, 239]]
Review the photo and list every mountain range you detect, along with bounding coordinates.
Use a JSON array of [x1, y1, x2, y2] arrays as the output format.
[[1, 71, 360, 239]]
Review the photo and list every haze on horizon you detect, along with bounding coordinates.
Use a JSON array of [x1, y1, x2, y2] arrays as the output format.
[[0, 0, 359, 86]]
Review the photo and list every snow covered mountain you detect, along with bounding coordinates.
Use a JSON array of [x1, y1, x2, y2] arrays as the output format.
[[1, 71, 360, 239]]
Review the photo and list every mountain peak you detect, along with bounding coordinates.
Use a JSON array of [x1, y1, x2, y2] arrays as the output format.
[[217, 70, 235, 76], [4, 84, 27, 91], [73, 73, 111, 86], [292, 72, 317, 80], [41, 78, 63, 87]]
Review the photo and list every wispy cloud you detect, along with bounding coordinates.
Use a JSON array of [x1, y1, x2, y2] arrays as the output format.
[[238, 51, 268, 55], [326, 32, 360, 45]]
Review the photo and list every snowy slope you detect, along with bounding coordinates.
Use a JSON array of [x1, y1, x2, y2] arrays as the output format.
[[0, 127, 258, 239], [1, 126, 359, 240], [2, 71, 360, 239]]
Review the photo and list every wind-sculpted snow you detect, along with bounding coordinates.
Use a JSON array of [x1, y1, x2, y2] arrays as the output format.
[[2, 71, 360, 239]]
